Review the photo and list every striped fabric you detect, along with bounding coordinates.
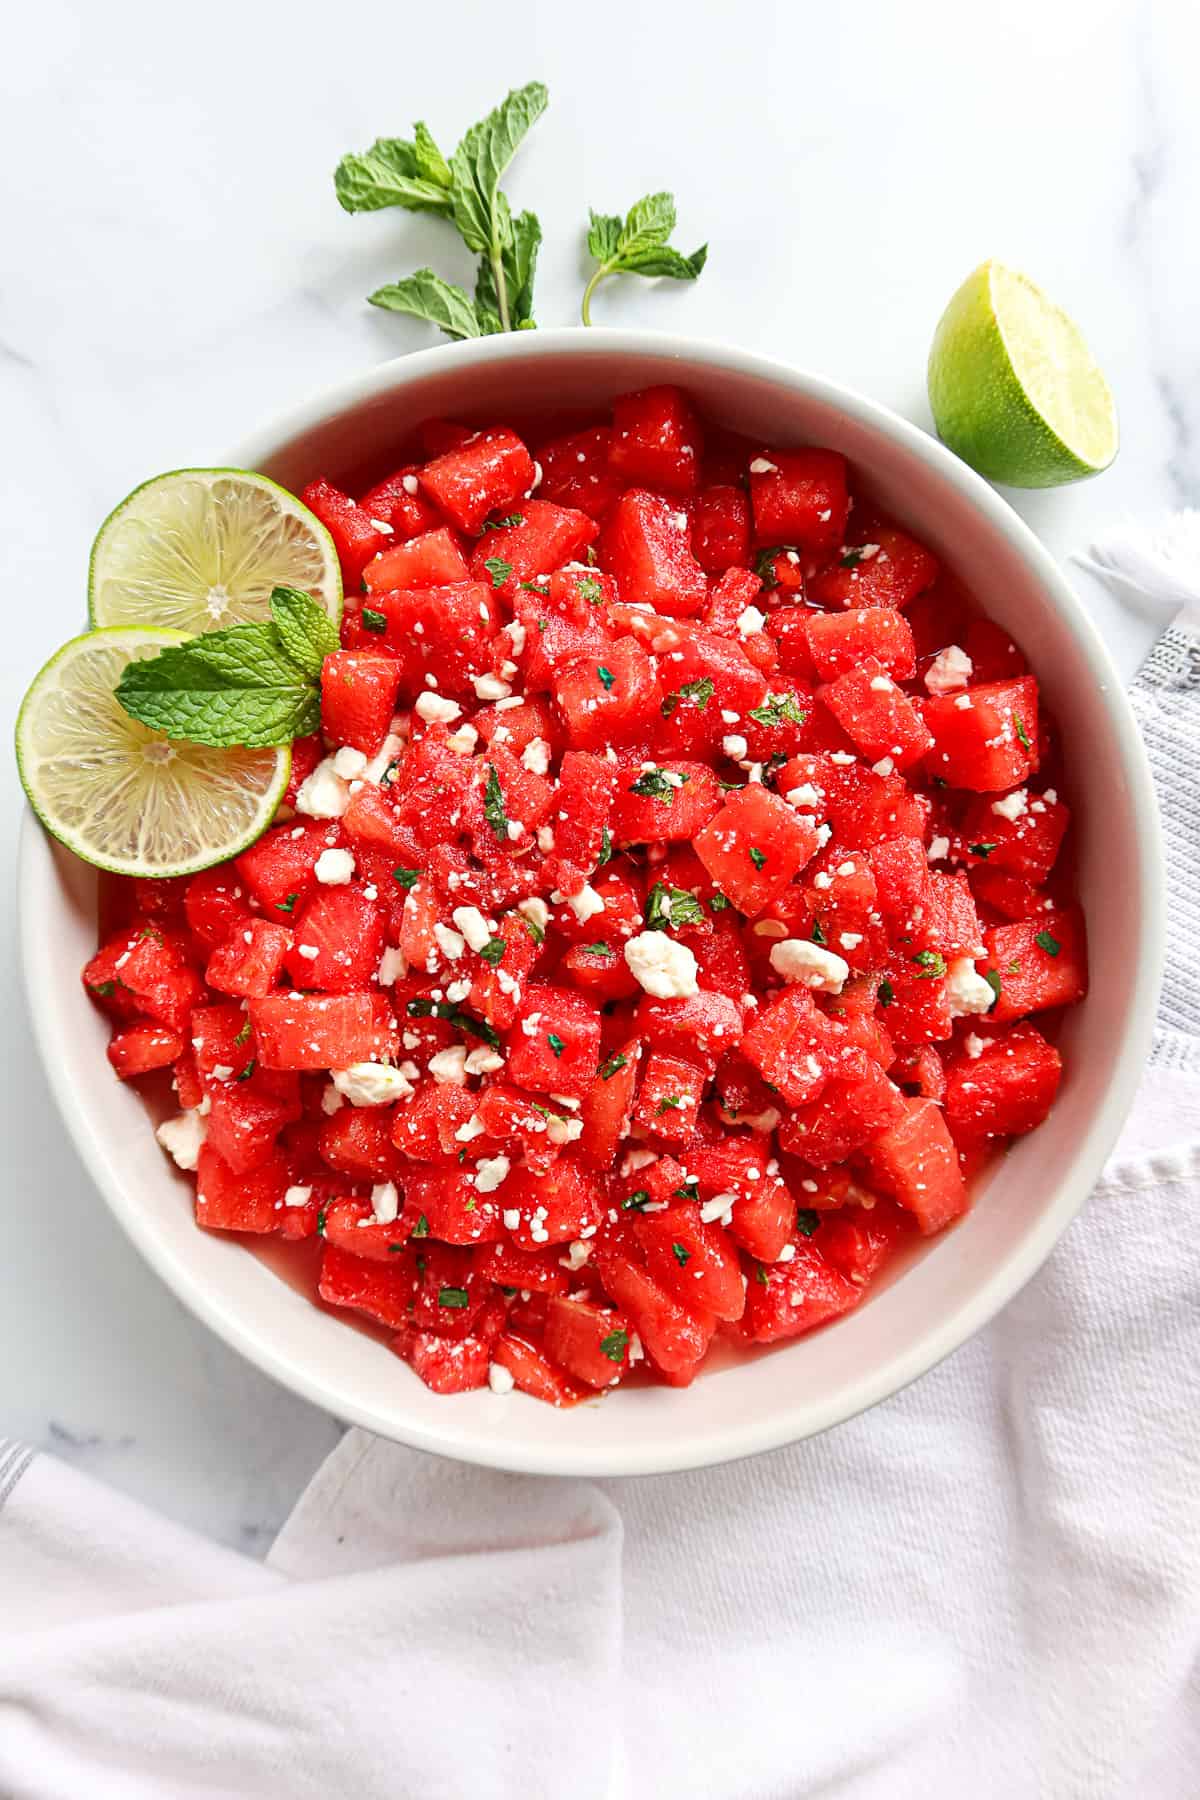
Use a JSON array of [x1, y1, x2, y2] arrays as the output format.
[[0, 1439, 34, 1512]]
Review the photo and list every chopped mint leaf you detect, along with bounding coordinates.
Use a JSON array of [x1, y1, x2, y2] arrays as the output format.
[[546, 1031, 565, 1057], [392, 867, 421, 889], [479, 937, 506, 966], [361, 607, 388, 634], [795, 1208, 820, 1236], [438, 1286, 471, 1309], [483, 762, 509, 841], [599, 1327, 629, 1363], [484, 556, 513, 590], [913, 950, 947, 980], [1034, 930, 1061, 957], [671, 1241, 691, 1267], [599, 1052, 628, 1081]]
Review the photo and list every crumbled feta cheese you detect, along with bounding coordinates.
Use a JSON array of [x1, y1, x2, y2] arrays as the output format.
[[559, 1240, 592, 1271], [488, 1361, 515, 1395], [464, 1046, 505, 1075], [829, 751, 857, 766], [786, 783, 822, 811], [474, 673, 512, 701], [928, 835, 951, 863], [521, 736, 551, 776], [445, 722, 479, 756], [720, 709, 741, 727], [377, 946, 407, 986], [871, 757, 895, 778], [156, 1110, 207, 1170], [869, 674, 893, 693], [444, 979, 471, 1004], [964, 1033, 986, 1060], [331, 1063, 415, 1106], [283, 1185, 313, 1208], [722, 734, 749, 761], [428, 1046, 469, 1085], [475, 1154, 511, 1193], [924, 644, 974, 695], [769, 938, 850, 994], [401, 473, 420, 495], [415, 691, 462, 725], [506, 820, 525, 842], [314, 847, 355, 886], [517, 897, 550, 933], [840, 932, 863, 950], [567, 884, 605, 923], [211, 1064, 235, 1082], [455, 1114, 487, 1144], [945, 956, 997, 1019], [954, 694, 974, 711], [749, 457, 778, 474], [624, 931, 700, 998], [296, 944, 319, 961], [502, 1208, 522, 1231], [331, 746, 368, 781], [452, 905, 491, 953], [294, 758, 350, 819], [321, 1083, 344, 1115], [433, 923, 465, 961], [370, 1181, 399, 1224], [737, 605, 767, 638], [700, 1193, 736, 1225], [991, 788, 1029, 822]]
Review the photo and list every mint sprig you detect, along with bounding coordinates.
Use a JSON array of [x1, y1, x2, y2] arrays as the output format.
[[341, 84, 547, 340], [337, 90, 706, 339], [581, 192, 707, 325], [115, 587, 335, 749]]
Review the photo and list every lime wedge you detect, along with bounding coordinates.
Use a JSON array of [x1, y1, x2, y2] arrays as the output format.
[[89, 469, 342, 635], [17, 627, 290, 877], [927, 261, 1118, 486]]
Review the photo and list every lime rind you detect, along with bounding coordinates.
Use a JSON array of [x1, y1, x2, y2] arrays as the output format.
[[928, 260, 1118, 488], [88, 468, 343, 637], [17, 626, 292, 879]]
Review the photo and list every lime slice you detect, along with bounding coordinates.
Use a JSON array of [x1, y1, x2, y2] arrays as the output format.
[[927, 261, 1118, 487], [17, 627, 290, 877], [89, 469, 342, 635]]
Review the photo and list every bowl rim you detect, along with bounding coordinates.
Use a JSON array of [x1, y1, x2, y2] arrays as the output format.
[[19, 327, 1165, 1475]]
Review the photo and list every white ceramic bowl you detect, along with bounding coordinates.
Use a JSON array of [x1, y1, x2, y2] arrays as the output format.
[[19, 330, 1163, 1476]]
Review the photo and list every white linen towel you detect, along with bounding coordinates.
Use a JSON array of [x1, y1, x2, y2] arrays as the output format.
[[2, 530, 1198, 1800]]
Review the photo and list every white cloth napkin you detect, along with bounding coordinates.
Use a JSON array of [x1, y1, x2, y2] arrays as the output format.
[[3, 535, 1199, 1800]]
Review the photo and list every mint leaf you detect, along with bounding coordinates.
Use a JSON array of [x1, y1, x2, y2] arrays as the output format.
[[599, 1327, 628, 1364], [483, 762, 509, 841], [333, 136, 455, 217], [369, 269, 483, 341], [661, 676, 714, 719], [484, 556, 513, 590], [748, 692, 807, 729], [451, 83, 548, 333], [475, 209, 542, 332], [479, 937, 506, 966], [115, 624, 320, 749], [581, 189, 707, 324], [599, 1052, 628, 1080], [645, 882, 706, 931], [629, 767, 685, 802], [271, 587, 341, 679], [413, 121, 453, 190]]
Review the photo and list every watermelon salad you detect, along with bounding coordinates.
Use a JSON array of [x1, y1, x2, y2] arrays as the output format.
[[84, 385, 1088, 1406]]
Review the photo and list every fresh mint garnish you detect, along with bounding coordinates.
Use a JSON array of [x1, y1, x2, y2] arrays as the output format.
[[483, 762, 509, 841], [581, 192, 707, 325], [115, 586, 334, 748]]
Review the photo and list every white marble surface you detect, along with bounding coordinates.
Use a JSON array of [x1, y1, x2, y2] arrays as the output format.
[[1, 0, 1193, 1548]]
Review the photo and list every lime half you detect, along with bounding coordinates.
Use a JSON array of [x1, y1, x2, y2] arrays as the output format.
[[89, 469, 342, 635], [928, 261, 1118, 487], [17, 627, 290, 877]]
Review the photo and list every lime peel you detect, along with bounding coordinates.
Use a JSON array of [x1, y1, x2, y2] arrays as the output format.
[[17, 627, 291, 879], [927, 260, 1118, 488]]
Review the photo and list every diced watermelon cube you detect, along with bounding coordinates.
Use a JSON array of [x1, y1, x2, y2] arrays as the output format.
[[610, 760, 723, 846], [417, 427, 536, 534], [320, 651, 404, 756], [806, 524, 938, 610], [319, 1104, 406, 1183], [694, 784, 819, 913], [236, 819, 342, 914], [922, 675, 1039, 792], [249, 992, 398, 1070], [741, 1238, 861, 1342], [300, 478, 386, 585], [944, 1022, 1063, 1144], [467, 499, 597, 597], [544, 1296, 632, 1388], [285, 887, 384, 993], [691, 484, 751, 572], [608, 385, 704, 494], [819, 657, 934, 770], [505, 984, 602, 1099], [600, 489, 708, 617], [205, 919, 292, 999], [195, 1144, 290, 1234], [490, 1333, 588, 1406], [205, 1074, 302, 1174], [184, 866, 256, 949], [553, 634, 662, 751], [318, 1242, 417, 1329], [862, 1096, 967, 1234], [537, 425, 623, 520], [362, 529, 471, 595], [958, 790, 1069, 883], [634, 1202, 746, 1321], [106, 1023, 184, 1079], [590, 1231, 716, 1376], [749, 449, 848, 553], [632, 1050, 707, 1146], [802, 608, 916, 681], [578, 1037, 643, 1169], [981, 906, 1088, 1022]]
